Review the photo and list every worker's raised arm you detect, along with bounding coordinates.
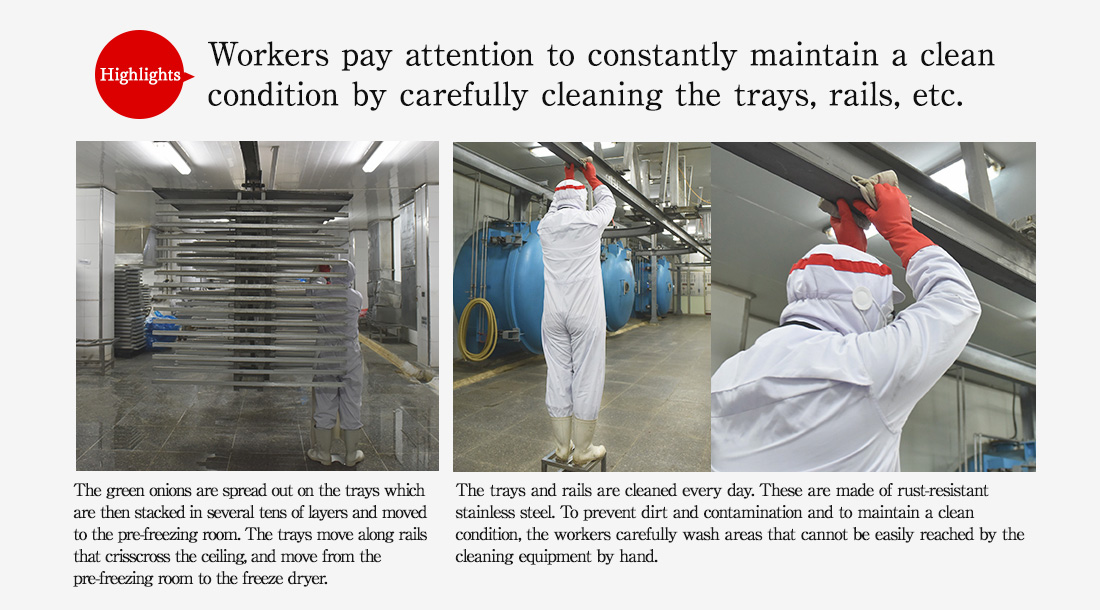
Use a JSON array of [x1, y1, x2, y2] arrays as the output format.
[[581, 160, 616, 228], [851, 186, 981, 430]]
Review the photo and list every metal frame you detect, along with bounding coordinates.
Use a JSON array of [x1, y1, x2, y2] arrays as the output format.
[[539, 142, 711, 259], [714, 142, 1035, 300], [152, 188, 354, 389]]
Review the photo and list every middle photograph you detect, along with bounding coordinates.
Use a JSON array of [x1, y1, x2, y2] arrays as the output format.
[[453, 143, 711, 473]]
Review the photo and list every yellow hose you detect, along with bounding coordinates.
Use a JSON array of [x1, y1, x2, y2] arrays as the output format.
[[458, 297, 497, 361]]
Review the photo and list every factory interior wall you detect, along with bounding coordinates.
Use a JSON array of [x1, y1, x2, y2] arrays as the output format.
[[745, 316, 776, 350], [676, 266, 706, 316], [113, 191, 159, 290], [710, 283, 750, 374], [453, 173, 513, 264], [349, 230, 371, 302], [901, 376, 1021, 472], [453, 173, 513, 360]]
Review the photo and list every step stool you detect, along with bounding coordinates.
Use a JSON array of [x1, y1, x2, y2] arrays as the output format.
[[541, 450, 607, 472]]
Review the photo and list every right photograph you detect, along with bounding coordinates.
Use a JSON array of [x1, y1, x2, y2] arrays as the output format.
[[710, 143, 1036, 472]]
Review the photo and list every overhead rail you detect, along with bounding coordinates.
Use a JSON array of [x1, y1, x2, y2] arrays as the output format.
[[453, 144, 554, 200], [635, 247, 694, 256], [714, 142, 1035, 301], [956, 344, 1036, 387], [604, 224, 662, 238], [539, 142, 711, 260]]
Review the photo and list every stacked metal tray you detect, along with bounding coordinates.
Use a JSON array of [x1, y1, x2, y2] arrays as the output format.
[[114, 264, 150, 356], [151, 189, 354, 389]]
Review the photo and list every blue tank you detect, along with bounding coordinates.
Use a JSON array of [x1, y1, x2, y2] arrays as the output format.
[[454, 222, 640, 357], [454, 220, 545, 355], [601, 242, 635, 331], [634, 256, 673, 317]]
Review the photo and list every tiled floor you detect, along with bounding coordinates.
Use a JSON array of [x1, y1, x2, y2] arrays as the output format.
[[454, 315, 710, 472], [76, 344, 439, 471]]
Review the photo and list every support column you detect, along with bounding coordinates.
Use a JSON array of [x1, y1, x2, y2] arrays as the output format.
[[76, 186, 115, 369], [711, 283, 754, 374], [650, 234, 658, 324], [961, 142, 997, 216]]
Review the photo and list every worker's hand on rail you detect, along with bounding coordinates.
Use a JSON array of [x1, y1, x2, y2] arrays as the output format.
[[851, 184, 935, 267], [829, 198, 867, 252], [581, 160, 602, 188], [564, 163, 575, 180]]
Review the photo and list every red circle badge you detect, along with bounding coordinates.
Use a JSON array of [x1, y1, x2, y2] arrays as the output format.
[[95, 31, 194, 119]]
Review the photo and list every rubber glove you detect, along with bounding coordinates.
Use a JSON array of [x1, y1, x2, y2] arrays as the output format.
[[829, 198, 867, 252], [581, 160, 602, 188], [851, 183, 934, 267], [564, 163, 575, 180]]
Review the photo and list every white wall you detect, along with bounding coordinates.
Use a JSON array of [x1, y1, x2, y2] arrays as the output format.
[[901, 375, 1021, 472]]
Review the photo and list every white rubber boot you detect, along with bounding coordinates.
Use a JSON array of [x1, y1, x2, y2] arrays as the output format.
[[342, 427, 365, 467], [572, 417, 606, 466], [550, 416, 572, 462], [308, 427, 333, 466]]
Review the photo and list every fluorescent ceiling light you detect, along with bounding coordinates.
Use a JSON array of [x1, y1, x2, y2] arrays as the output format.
[[362, 141, 399, 173], [154, 141, 191, 175], [529, 146, 554, 158], [601, 142, 616, 149], [930, 157, 1002, 198]]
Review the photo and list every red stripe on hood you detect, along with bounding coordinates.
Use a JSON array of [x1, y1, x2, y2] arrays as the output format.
[[790, 253, 892, 276]]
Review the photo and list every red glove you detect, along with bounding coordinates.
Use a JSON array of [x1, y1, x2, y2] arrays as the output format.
[[851, 184, 935, 267], [564, 164, 575, 180], [829, 198, 867, 252], [581, 160, 602, 188]]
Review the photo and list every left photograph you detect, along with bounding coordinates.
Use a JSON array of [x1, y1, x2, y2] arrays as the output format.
[[75, 141, 439, 471]]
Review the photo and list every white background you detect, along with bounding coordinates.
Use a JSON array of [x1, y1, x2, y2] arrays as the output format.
[[3, 0, 1093, 606]]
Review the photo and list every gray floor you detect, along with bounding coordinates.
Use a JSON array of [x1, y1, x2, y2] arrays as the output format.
[[76, 345, 438, 471], [454, 315, 710, 472]]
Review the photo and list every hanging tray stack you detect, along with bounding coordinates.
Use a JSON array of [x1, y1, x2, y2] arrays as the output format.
[[151, 189, 354, 390], [114, 264, 150, 356]]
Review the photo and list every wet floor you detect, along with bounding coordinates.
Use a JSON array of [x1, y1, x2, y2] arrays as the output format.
[[454, 315, 710, 472], [76, 344, 438, 471]]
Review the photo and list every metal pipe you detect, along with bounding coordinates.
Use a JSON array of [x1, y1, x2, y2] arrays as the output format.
[[659, 143, 672, 204], [649, 234, 658, 324]]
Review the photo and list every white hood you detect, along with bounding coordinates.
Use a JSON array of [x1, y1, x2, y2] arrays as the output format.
[[550, 179, 587, 211], [779, 244, 904, 334], [329, 260, 355, 288]]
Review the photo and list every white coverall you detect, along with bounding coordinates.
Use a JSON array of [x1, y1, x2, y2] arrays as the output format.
[[711, 243, 981, 471], [310, 260, 365, 430], [538, 180, 616, 419]]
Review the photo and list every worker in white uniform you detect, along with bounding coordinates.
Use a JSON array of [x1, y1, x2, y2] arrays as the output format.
[[539, 161, 616, 466], [307, 260, 366, 467], [712, 183, 981, 471]]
